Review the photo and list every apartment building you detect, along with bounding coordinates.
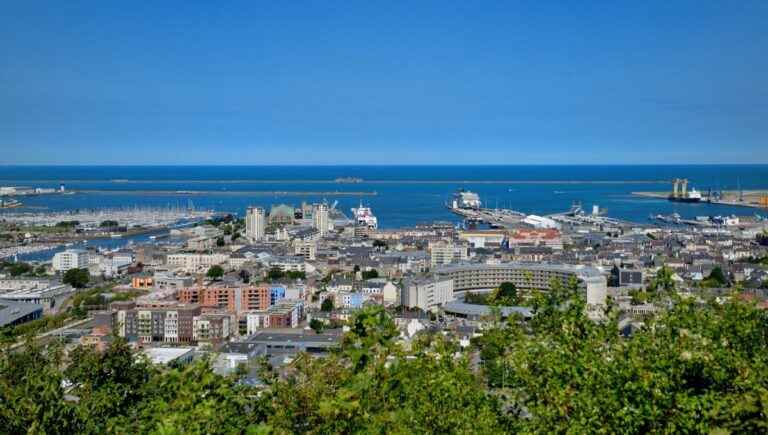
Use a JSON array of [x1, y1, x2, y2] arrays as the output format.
[[177, 285, 270, 314]]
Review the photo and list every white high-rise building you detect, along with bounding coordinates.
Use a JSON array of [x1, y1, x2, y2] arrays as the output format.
[[52, 249, 89, 272], [401, 277, 455, 311], [313, 203, 330, 237], [245, 206, 265, 242]]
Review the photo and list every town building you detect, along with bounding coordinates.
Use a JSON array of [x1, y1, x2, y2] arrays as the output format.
[[435, 262, 607, 309], [245, 299, 304, 332], [246, 206, 266, 242], [401, 277, 455, 311], [166, 253, 229, 272], [313, 203, 330, 236], [97, 301, 202, 344], [52, 249, 89, 272], [177, 285, 270, 314], [429, 240, 469, 267]]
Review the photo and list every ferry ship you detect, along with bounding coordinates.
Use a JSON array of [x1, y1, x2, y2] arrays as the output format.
[[351, 202, 378, 229], [451, 189, 482, 210]]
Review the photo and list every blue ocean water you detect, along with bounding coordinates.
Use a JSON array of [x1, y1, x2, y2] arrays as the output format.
[[1, 165, 767, 230]]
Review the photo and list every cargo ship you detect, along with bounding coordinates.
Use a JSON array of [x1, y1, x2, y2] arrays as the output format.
[[669, 187, 702, 203], [668, 179, 703, 203]]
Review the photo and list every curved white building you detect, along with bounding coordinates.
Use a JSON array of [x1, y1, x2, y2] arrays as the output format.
[[436, 262, 607, 313]]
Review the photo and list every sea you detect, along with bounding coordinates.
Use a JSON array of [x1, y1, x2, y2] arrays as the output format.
[[2, 165, 767, 261]]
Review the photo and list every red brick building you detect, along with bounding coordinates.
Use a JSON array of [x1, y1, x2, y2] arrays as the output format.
[[178, 286, 270, 314]]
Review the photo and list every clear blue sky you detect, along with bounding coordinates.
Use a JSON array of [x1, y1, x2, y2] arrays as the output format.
[[1, 1, 767, 165]]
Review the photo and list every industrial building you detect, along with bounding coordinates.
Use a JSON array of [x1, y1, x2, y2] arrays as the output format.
[[0, 300, 43, 328], [0, 283, 73, 313]]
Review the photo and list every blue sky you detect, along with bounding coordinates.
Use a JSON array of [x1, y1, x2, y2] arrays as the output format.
[[1, 1, 767, 165]]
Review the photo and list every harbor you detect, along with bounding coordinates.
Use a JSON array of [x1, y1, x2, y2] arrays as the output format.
[[447, 189, 635, 229]]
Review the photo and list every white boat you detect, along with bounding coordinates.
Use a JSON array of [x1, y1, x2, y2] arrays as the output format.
[[451, 189, 481, 209], [351, 202, 378, 229]]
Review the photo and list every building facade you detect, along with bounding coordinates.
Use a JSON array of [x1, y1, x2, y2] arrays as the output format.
[[52, 249, 89, 272], [402, 277, 455, 311], [245, 206, 266, 242], [177, 285, 270, 314], [313, 203, 329, 237]]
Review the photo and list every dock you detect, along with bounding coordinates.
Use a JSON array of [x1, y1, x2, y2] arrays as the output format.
[[448, 207, 526, 228], [633, 190, 768, 210]]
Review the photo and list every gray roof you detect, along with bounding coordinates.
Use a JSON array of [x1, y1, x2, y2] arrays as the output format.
[[0, 300, 43, 327], [244, 330, 343, 350], [436, 261, 605, 280], [441, 301, 533, 319]]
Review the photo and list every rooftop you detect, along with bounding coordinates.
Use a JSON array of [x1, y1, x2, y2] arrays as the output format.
[[142, 347, 195, 365], [442, 301, 533, 319], [0, 300, 43, 327]]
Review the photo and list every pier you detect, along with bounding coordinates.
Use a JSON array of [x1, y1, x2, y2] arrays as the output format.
[[633, 190, 768, 210], [448, 207, 526, 228]]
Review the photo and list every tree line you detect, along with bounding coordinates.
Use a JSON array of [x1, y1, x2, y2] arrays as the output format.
[[2, 288, 767, 433]]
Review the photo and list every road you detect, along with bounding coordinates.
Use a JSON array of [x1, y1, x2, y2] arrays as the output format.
[[7, 317, 94, 352]]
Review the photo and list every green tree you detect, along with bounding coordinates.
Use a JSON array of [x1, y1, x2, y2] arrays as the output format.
[[704, 266, 728, 287], [63, 268, 90, 288], [216, 236, 225, 247], [8, 262, 32, 277], [0, 343, 79, 433], [286, 271, 306, 280], [489, 281, 519, 305], [649, 265, 676, 293], [361, 269, 379, 280], [321, 297, 334, 312], [309, 318, 325, 334], [474, 288, 768, 433], [267, 266, 284, 280], [206, 265, 224, 281]]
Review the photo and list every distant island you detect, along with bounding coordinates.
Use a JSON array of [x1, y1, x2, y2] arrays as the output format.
[[334, 177, 364, 183]]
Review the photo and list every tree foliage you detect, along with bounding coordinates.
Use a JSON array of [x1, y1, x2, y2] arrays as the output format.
[[206, 265, 224, 281], [321, 297, 334, 312], [474, 291, 768, 433], [309, 318, 325, 334], [2, 292, 767, 433], [361, 269, 379, 280], [63, 268, 90, 288], [489, 281, 520, 306], [701, 266, 729, 288]]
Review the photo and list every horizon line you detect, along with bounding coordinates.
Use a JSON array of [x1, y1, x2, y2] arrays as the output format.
[[2, 163, 768, 167]]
